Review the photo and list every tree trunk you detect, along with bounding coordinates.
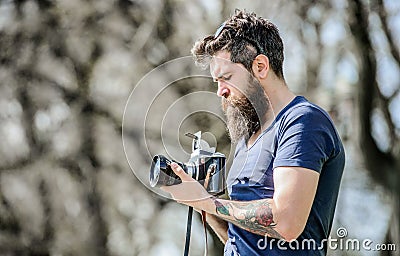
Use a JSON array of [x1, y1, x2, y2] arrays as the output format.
[[348, 0, 400, 254]]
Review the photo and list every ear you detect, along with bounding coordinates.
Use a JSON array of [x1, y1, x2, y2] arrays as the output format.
[[252, 54, 269, 79]]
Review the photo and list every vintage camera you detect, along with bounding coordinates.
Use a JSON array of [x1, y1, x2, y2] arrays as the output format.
[[149, 131, 226, 196]]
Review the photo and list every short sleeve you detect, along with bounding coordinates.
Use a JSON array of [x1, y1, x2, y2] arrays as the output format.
[[273, 105, 336, 173]]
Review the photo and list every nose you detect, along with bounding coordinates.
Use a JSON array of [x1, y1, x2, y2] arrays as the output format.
[[216, 81, 231, 98]]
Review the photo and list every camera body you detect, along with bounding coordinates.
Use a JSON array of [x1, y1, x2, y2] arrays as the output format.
[[150, 131, 226, 196]]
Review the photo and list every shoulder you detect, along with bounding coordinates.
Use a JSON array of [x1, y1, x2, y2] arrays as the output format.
[[274, 97, 343, 154], [277, 97, 335, 132], [273, 97, 344, 172]]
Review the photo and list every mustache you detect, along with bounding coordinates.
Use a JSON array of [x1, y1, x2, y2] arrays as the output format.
[[221, 95, 252, 112]]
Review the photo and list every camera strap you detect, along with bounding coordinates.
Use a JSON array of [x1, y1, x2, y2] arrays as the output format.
[[184, 168, 213, 256], [184, 206, 194, 256], [201, 210, 208, 256], [183, 208, 209, 256]]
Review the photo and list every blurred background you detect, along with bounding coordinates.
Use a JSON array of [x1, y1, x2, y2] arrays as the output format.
[[0, 0, 399, 255]]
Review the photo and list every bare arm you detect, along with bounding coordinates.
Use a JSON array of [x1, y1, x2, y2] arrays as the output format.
[[210, 197, 283, 239], [162, 163, 319, 241], [205, 213, 228, 244], [202, 167, 319, 241]]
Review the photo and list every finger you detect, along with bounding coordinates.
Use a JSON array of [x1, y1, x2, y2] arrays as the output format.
[[170, 162, 193, 182]]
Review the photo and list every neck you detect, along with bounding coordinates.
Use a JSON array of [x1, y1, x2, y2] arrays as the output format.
[[262, 78, 296, 119]]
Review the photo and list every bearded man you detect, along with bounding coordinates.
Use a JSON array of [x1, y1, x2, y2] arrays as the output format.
[[162, 10, 345, 256]]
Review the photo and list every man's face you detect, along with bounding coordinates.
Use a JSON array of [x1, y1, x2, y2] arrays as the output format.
[[210, 51, 270, 143]]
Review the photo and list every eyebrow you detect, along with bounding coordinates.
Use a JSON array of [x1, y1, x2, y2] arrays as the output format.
[[213, 71, 231, 80]]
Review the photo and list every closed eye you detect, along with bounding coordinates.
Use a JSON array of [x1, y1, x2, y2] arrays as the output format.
[[224, 74, 232, 81], [213, 74, 232, 83]]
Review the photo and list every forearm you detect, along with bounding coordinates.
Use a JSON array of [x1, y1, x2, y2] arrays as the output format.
[[201, 197, 285, 240], [162, 162, 316, 242], [205, 213, 229, 244]]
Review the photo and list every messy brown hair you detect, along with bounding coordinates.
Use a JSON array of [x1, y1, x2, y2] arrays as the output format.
[[191, 9, 285, 79]]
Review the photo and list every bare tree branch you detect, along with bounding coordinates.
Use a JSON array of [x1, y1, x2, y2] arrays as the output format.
[[375, 83, 399, 148], [375, 0, 400, 67], [296, 2, 324, 99], [374, 0, 400, 104]]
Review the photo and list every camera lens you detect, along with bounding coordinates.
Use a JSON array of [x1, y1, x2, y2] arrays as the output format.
[[150, 155, 184, 187], [149, 156, 161, 187], [149, 154, 226, 195]]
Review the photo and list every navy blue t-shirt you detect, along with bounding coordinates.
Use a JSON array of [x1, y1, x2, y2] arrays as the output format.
[[224, 96, 345, 256]]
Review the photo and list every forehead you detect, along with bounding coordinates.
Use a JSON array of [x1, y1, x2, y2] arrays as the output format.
[[210, 51, 244, 77]]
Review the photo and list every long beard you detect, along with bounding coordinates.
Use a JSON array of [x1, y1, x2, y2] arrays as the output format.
[[222, 75, 270, 144]]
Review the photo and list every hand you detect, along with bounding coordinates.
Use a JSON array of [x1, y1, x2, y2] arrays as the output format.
[[160, 162, 213, 209]]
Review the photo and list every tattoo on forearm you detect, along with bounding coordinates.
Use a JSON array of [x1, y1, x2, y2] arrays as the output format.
[[214, 199, 231, 216], [212, 198, 283, 239]]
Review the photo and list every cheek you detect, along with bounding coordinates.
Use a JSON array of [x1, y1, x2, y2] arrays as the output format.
[[228, 78, 249, 97]]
